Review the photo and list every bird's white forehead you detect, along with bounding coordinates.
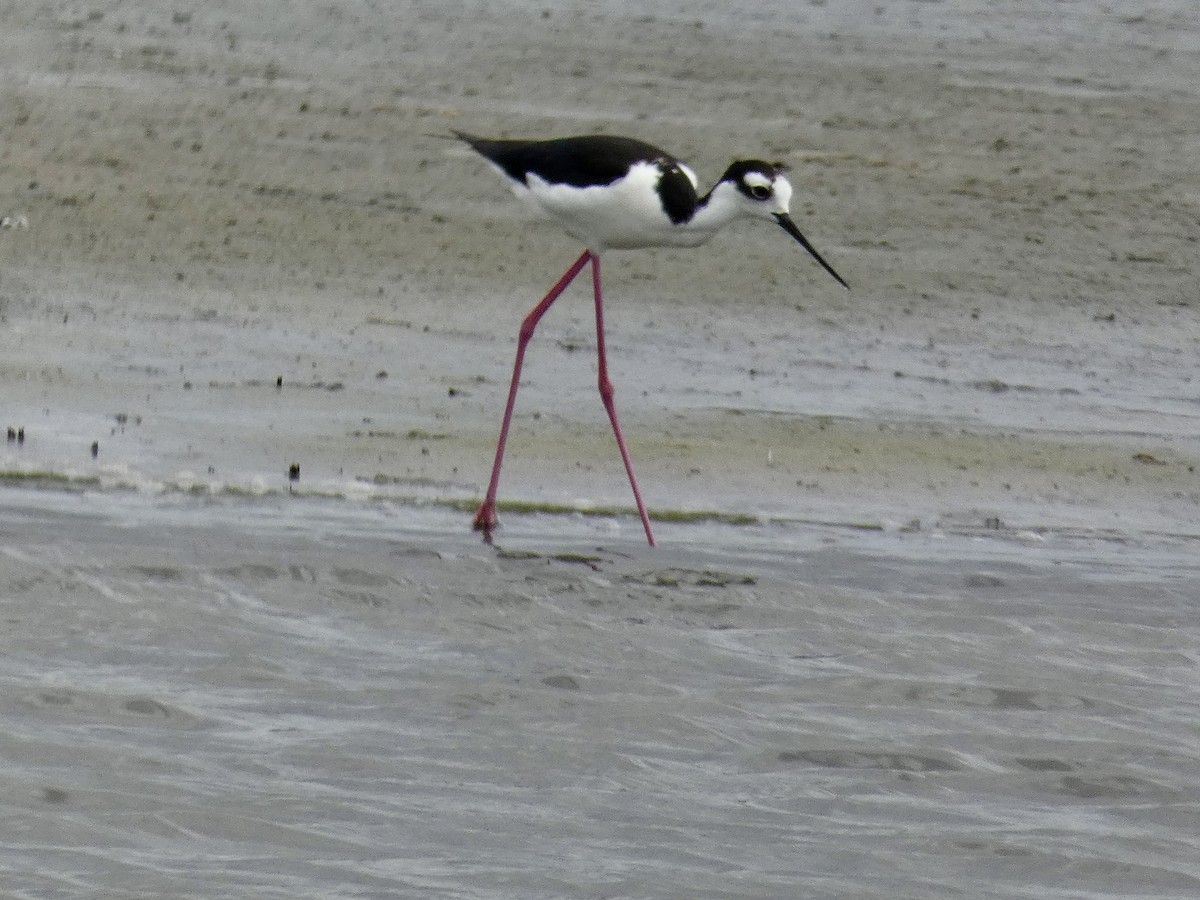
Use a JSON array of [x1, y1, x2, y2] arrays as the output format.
[[772, 174, 793, 208]]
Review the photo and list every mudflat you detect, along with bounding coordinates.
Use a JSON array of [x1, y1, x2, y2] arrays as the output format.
[[2, 3, 1199, 897]]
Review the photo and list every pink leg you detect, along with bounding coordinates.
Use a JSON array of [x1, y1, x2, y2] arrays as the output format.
[[474, 250, 592, 538], [590, 254, 656, 547]]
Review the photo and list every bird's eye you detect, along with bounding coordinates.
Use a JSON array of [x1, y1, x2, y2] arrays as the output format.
[[749, 184, 772, 200]]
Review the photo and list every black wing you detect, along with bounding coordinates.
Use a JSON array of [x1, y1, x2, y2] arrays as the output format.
[[456, 131, 700, 224], [455, 131, 671, 189]]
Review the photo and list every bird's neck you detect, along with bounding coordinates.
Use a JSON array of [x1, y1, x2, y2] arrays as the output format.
[[683, 182, 745, 237]]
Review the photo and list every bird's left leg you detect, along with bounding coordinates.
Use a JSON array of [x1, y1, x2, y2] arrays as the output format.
[[474, 250, 592, 539]]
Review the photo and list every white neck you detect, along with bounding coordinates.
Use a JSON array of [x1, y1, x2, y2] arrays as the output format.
[[676, 181, 752, 244]]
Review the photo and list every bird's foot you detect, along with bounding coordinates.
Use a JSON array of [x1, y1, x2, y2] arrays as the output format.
[[473, 502, 498, 543]]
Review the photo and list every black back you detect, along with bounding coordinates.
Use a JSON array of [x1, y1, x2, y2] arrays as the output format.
[[456, 132, 699, 225]]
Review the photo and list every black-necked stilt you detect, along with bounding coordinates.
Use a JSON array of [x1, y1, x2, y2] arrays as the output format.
[[457, 131, 848, 547]]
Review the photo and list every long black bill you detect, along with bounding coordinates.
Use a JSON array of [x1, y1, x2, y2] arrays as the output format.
[[774, 213, 849, 289]]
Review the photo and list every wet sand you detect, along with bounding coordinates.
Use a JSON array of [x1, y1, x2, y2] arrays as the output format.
[[3, 0, 1198, 531], [2, 1, 1200, 897]]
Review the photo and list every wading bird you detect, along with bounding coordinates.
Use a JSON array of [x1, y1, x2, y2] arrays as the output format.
[[457, 131, 848, 546]]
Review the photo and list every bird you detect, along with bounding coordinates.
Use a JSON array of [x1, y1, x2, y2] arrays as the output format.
[[455, 131, 848, 547]]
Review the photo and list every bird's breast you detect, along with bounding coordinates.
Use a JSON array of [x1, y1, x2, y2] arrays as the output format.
[[524, 163, 710, 251]]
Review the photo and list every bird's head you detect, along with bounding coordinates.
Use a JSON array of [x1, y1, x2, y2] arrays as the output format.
[[714, 160, 848, 289]]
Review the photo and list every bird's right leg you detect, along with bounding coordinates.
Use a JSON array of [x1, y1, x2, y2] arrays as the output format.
[[588, 253, 656, 547], [474, 250, 593, 539]]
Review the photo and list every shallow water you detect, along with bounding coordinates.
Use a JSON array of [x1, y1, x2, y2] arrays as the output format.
[[2, 489, 1198, 899]]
